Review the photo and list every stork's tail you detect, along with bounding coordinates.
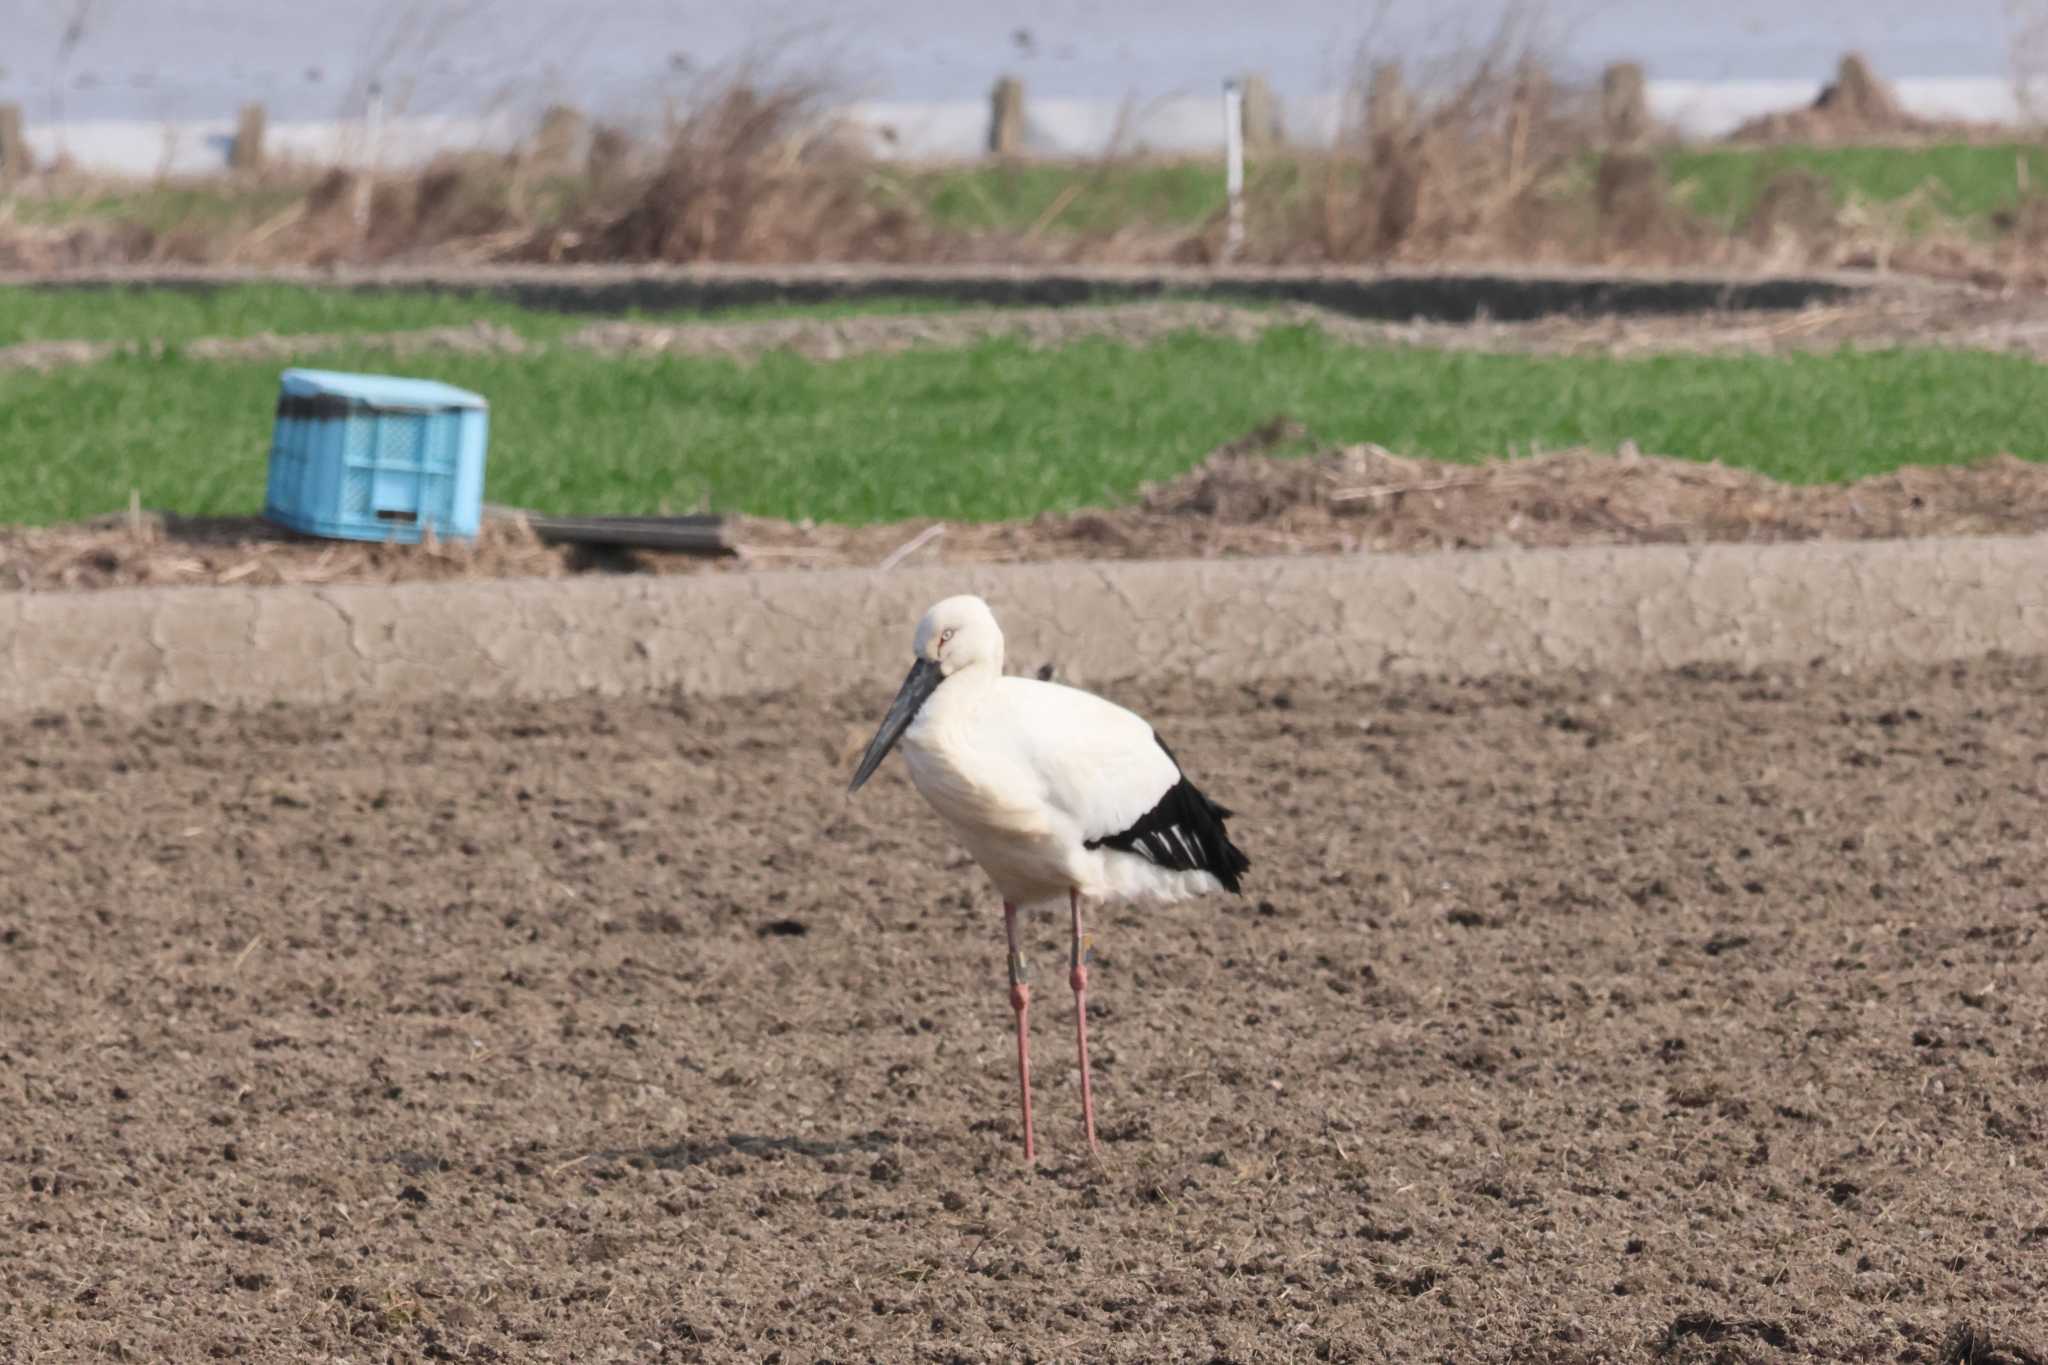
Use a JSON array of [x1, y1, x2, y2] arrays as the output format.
[[1086, 775, 1251, 895]]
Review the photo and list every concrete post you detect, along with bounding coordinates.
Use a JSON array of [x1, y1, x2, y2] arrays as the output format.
[[1601, 61, 1649, 148], [587, 125, 630, 187], [1222, 80, 1245, 260], [534, 103, 587, 175], [230, 103, 267, 171], [0, 104, 30, 180], [1506, 60, 1549, 182], [1238, 72, 1283, 149], [990, 76, 1025, 157], [1365, 62, 1412, 147]]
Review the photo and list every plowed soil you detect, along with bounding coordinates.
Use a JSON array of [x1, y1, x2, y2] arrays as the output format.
[[4, 657, 2046, 1362]]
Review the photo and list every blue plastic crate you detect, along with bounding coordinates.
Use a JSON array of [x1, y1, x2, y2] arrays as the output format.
[[264, 368, 489, 544]]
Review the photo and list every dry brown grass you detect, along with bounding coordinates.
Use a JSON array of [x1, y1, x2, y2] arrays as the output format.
[[6, 50, 2048, 281], [0, 70, 944, 270], [0, 154, 543, 270], [520, 76, 931, 265], [1210, 27, 1731, 270]]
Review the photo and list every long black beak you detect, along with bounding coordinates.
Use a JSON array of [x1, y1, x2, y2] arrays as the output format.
[[848, 658, 944, 793]]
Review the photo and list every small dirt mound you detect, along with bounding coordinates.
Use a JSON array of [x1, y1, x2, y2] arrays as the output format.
[[734, 430, 2048, 571], [1131, 436, 2048, 552], [1726, 52, 1956, 145]]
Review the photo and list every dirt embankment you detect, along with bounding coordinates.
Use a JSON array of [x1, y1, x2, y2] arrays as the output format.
[[12, 420, 2048, 592]]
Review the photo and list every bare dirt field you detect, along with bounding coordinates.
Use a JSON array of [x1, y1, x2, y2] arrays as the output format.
[[3, 657, 2045, 1361]]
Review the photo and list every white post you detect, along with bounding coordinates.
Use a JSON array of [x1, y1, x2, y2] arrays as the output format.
[[352, 80, 384, 238], [1222, 79, 1245, 261]]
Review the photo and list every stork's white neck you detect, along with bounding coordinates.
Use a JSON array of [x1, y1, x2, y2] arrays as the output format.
[[943, 656, 1002, 690]]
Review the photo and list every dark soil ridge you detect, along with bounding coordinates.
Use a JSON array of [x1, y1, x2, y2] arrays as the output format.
[[5, 261, 1886, 321]]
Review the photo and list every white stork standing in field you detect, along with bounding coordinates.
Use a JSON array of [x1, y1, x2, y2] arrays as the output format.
[[848, 594, 1250, 1162]]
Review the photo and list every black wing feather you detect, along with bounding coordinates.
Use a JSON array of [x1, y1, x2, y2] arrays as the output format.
[[1082, 732, 1250, 894]]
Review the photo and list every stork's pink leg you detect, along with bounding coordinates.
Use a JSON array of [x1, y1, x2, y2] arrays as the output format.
[[1003, 902, 1035, 1163], [1069, 889, 1099, 1154]]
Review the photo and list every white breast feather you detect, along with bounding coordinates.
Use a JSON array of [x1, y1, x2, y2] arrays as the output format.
[[990, 677, 1180, 844]]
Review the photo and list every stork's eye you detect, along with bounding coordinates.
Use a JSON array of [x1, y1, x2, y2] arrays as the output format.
[[939, 627, 957, 646]]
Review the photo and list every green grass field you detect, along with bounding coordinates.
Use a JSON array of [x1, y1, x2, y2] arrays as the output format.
[[793, 143, 2048, 238], [906, 144, 2048, 236], [8, 181, 309, 233], [2, 323, 2041, 528], [0, 284, 982, 348], [1667, 142, 2048, 230]]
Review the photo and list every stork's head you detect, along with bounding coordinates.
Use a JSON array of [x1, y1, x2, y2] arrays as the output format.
[[913, 594, 1004, 678], [848, 595, 1005, 793]]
